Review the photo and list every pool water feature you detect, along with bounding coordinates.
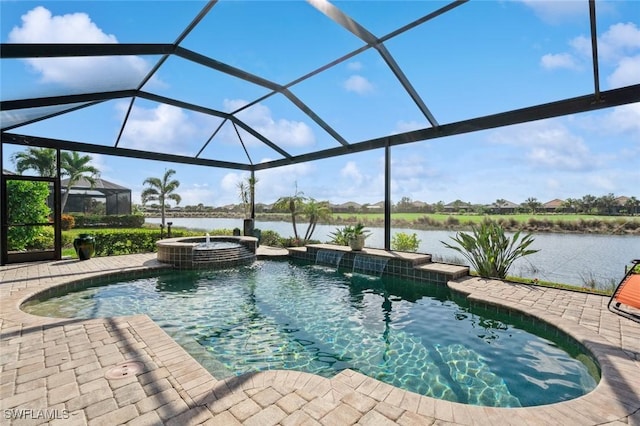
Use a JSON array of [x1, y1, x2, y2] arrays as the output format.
[[23, 260, 598, 407], [352, 254, 390, 277], [315, 249, 345, 268]]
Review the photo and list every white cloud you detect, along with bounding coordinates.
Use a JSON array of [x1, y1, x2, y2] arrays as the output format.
[[340, 161, 363, 185], [347, 61, 363, 71], [253, 162, 315, 204], [542, 22, 640, 88], [8, 6, 152, 91], [598, 22, 640, 62], [540, 53, 580, 70], [598, 103, 640, 141], [608, 55, 640, 88], [222, 99, 315, 148], [488, 120, 595, 171], [178, 184, 217, 207], [120, 103, 198, 153], [520, 0, 587, 24], [220, 172, 244, 194], [343, 75, 374, 95]]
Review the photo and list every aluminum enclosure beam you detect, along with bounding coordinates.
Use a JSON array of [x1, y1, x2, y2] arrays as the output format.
[[1, 133, 252, 171], [254, 84, 640, 170]]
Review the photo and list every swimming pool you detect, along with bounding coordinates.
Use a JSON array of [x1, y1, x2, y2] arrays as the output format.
[[23, 260, 599, 407]]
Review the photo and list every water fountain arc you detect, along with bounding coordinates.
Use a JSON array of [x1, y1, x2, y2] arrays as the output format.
[[352, 254, 390, 277], [315, 249, 345, 269]]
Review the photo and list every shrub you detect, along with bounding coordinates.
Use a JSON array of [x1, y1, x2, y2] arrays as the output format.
[[445, 216, 459, 227], [208, 228, 233, 236], [328, 226, 349, 246], [391, 232, 421, 252], [442, 221, 539, 279], [88, 229, 196, 256], [6, 180, 51, 251], [260, 230, 283, 247], [71, 214, 145, 228], [27, 226, 54, 250], [61, 214, 75, 230]]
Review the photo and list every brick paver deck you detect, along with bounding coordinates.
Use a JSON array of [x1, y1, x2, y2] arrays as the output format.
[[1, 253, 638, 425]]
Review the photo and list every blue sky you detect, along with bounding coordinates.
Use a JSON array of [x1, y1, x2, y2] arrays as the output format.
[[1, 0, 639, 208]]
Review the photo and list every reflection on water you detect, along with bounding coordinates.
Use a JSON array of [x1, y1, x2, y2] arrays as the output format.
[[24, 261, 598, 407]]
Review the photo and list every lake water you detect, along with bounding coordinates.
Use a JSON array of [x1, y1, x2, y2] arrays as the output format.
[[147, 217, 639, 289]]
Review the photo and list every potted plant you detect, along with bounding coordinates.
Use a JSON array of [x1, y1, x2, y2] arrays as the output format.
[[343, 223, 370, 251]]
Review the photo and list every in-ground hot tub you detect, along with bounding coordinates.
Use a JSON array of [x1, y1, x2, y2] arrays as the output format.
[[156, 235, 257, 269]]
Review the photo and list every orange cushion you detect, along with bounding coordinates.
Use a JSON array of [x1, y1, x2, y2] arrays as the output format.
[[616, 274, 640, 308]]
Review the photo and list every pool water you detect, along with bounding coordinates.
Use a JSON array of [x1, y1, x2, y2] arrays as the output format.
[[23, 260, 598, 407]]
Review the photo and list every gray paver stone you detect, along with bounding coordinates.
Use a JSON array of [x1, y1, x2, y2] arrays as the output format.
[[277, 392, 308, 414], [244, 404, 287, 426], [252, 387, 283, 408], [88, 404, 138, 426], [281, 410, 322, 426], [320, 403, 361, 426], [358, 409, 400, 426], [203, 411, 243, 426], [229, 397, 261, 421]]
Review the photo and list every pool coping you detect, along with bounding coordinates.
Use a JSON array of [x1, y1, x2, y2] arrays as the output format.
[[1, 252, 639, 425]]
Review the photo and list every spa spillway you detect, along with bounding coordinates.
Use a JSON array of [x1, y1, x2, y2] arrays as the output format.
[[157, 235, 257, 269]]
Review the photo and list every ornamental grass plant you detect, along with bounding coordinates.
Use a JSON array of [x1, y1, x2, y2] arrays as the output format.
[[442, 220, 539, 279]]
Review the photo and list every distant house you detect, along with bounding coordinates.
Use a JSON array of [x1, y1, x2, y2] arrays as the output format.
[[331, 201, 361, 213], [542, 199, 565, 213], [615, 196, 630, 215], [365, 201, 385, 212], [488, 200, 519, 214], [444, 200, 472, 213], [412, 200, 429, 208], [61, 177, 131, 215]]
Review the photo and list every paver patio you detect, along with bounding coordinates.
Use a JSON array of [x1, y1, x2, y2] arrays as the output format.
[[1, 252, 638, 425]]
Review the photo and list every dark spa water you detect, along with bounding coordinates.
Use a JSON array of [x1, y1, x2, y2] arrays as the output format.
[[24, 260, 598, 407]]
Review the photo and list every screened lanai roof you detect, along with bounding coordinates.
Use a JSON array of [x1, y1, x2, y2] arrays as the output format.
[[1, 0, 639, 173]]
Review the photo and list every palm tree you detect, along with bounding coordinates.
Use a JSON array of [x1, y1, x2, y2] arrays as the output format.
[[596, 193, 617, 215], [562, 198, 576, 214], [626, 196, 639, 216], [237, 180, 249, 217], [236, 175, 258, 218], [581, 194, 597, 214], [11, 147, 57, 177], [141, 169, 181, 228], [302, 198, 332, 242], [273, 183, 305, 241], [523, 197, 540, 214], [495, 199, 507, 215], [60, 151, 100, 213]]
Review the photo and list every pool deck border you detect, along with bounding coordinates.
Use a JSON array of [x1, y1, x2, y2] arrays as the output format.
[[1, 251, 639, 425]]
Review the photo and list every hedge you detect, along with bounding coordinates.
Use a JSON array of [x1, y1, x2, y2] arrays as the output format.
[[71, 214, 145, 228], [88, 229, 198, 256]]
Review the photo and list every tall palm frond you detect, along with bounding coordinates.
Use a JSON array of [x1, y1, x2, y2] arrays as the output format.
[[302, 198, 332, 242], [273, 183, 305, 240], [60, 151, 100, 213], [11, 147, 57, 177], [141, 169, 181, 227]]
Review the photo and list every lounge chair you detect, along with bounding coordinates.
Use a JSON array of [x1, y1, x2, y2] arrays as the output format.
[[608, 259, 640, 323]]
